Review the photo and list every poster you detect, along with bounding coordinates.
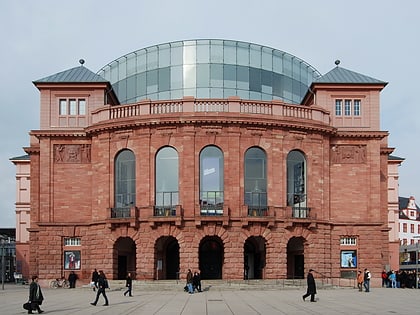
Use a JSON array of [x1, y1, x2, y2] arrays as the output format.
[[64, 250, 81, 270], [341, 250, 357, 268]]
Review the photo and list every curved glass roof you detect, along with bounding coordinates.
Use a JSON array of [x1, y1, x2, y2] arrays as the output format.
[[98, 39, 321, 104]]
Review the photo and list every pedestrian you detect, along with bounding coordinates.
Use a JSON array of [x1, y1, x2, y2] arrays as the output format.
[[357, 270, 364, 291], [186, 269, 194, 294], [388, 270, 396, 288], [91, 268, 99, 291], [90, 270, 109, 306], [193, 271, 202, 292], [68, 271, 78, 288], [381, 269, 388, 287], [363, 268, 371, 292], [302, 269, 317, 302], [28, 275, 44, 314], [123, 272, 133, 296]]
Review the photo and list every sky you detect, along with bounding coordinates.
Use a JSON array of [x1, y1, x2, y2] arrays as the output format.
[[1, 0, 419, 227]]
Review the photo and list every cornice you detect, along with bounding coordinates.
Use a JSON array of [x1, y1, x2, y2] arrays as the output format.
[[334, 130, 388, 139]]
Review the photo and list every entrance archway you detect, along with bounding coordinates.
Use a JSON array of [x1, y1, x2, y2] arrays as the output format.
[[155, 236, 180, 280], [199, 236, 223, 279], [287, 237, 305, 279], [114, 237, 136, 280], [244, 236, 266, 279]]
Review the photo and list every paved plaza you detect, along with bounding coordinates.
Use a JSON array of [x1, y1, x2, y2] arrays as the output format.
[[1, 282, 419, 315]]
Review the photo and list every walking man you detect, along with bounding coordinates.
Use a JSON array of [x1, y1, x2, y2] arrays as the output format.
[[363, 268, 371, 292], [302, 269, 317, 302]]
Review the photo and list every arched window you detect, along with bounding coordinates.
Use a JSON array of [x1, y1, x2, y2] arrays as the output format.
[[114, 149, 136, 217], [200, 146, 224, 215], [155, 147, 179, 216], [244, 147, 267, 216], [287, 150, 307, 218]]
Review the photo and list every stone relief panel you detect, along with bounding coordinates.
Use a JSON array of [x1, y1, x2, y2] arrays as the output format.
[[54, 144, 91, 163], [331, 145, 366, 164]]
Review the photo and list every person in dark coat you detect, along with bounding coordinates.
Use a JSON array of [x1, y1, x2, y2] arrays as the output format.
[[123, 272, 133, 296], [91, 268, 99, 291], [28, 275, 44, 314], [68, 271, 78, 288], [90, 270, 109, 306], [302, 269, 317, 302]]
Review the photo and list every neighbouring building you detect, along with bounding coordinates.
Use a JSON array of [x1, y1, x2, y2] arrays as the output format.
[[22, 39, 394, 286]]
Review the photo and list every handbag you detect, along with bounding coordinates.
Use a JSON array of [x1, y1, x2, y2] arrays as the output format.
[[23, 302, 33, 311]]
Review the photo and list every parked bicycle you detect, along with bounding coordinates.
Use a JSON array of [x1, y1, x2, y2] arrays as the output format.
[[50, 277, 70, 288]]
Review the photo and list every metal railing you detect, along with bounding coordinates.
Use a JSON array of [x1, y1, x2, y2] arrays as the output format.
[[111, 207, 131, 218], [245, 192, 267, 216], [154, 191, 179, 216], [200, 191, 224, 215]]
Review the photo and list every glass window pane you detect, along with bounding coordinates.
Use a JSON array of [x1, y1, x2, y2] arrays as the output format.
[[287, 150, 306, 207], [115, 150, 136, 208], [171, 65, 183, 89], [147, 47, 158, 70], [159, 45, 170, 67], [197, 64, 210, 87], [147, 69, 158, 94], [126, 54, 136, 76], [158, 67, 170, 92], [210, 43, 223, 63], [210, 64, 223, 87], [223, 64, 236, 88], [250, 45, 261, 68], [197, 44, 210, 63], [183, 44, 196, 65], [237, 45, 249, 66], [183, 64, 196, 88], [136, 72, 146, 98], [224, 43, 236, 64], [78, 99, 86, 115], [69, 99, 77, 115], [59, 99, 67, 115], [200, 146, 224, 205], [136, 51, 146, 72], [262, 48, 272, 71], [170, 45, 183, 65]]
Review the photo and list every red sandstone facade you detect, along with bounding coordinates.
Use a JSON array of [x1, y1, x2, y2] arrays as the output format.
[[24, 64, 393, 287]]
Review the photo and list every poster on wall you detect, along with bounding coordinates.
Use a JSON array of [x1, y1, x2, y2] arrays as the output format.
[[341, 250, 357, 268], [64, 251, 81, 270]]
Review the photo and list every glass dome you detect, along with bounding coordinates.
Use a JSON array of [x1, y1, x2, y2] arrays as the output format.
[[98, 39, 321, 104]]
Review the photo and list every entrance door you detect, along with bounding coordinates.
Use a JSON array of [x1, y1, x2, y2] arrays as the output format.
[[114, 237, 136, 280], [244, 236, 266, 279], [287, 237, 305, 279], [199, 237, 223, 279]]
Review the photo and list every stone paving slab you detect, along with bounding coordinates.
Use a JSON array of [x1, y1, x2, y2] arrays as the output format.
[[1, 283, 419, 314]]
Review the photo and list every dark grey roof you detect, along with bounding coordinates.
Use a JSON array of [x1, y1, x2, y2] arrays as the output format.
[[314, 66, 387, 85], [388, 155, 405, 161], [399, 197, 420, 211], [9, 154, 30, 161], [34, 66, 108, 83]]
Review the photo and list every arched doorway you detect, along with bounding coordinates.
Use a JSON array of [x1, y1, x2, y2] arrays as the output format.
[[155, 236, 180, 280], [287, 237, 305, 279], [114, 237, 136, 280], [199, 236, 223, 279], [244, 236, 266, 279]]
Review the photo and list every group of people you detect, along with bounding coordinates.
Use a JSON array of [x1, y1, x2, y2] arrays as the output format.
[[356, 268, 372, 292], [381, 269, 418, 289], [185, 269, 202, 293]]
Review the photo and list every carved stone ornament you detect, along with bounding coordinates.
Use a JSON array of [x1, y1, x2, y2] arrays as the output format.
[[54, 144, 91, 163], [331, 145, 366, 164]]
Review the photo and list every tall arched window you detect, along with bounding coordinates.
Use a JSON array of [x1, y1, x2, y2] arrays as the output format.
[[244, 147, 267, 216], [287, 150, 307, 218], [200, 146, 224, 215], [155, 147, 179, 216], [114, 149, 136, 217]]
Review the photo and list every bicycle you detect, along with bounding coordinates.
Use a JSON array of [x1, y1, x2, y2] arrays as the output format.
[[49, 278, 70, 288]]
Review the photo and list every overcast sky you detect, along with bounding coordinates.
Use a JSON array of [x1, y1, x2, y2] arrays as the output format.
[[1, 0, 419, 227]]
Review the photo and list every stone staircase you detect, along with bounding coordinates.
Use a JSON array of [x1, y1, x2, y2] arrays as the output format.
[[100, 278, 342, 292]]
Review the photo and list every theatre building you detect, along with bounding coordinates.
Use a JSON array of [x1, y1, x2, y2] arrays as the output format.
[[24, 39, 392, 285]]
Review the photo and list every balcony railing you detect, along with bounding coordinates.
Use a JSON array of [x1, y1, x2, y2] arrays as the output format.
[[200, 190, 224, 215], [111, 207, 132, 218], [154, 206, 177, 217], [291, 206, 311, 218], [90, 98, 330, 126], [245, 192, 267, 217], [154, 191, 179, 216]]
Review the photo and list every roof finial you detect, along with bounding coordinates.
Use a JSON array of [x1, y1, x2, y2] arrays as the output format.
[[334, 59, 340, 67], [79, 59, 85, 66]]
